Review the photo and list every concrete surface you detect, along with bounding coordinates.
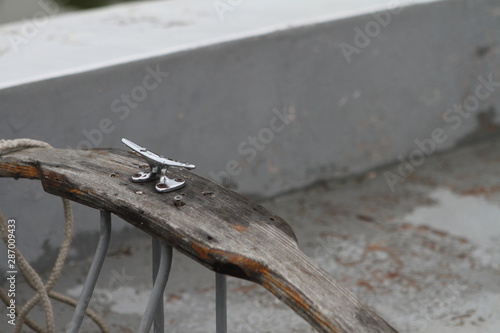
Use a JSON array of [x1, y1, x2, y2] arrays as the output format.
[[3, 132, 499, 332], [1, 0, 500, 275]]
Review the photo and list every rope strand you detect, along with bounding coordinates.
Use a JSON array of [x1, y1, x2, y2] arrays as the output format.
[[0, 138, 108, 333]]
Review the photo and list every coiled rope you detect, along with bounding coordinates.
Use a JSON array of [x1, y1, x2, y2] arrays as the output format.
[[0, 138, 108, 333]]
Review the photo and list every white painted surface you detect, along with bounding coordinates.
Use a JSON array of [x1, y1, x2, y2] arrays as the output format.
[[404, 187, 500, 268], [404, 188, 500, 246]]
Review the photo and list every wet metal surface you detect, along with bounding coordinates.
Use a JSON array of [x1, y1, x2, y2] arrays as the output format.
[[2, 136, 500, 332]]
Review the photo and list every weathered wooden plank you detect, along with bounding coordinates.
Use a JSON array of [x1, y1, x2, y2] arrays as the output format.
[[0, 148, 398, 333]]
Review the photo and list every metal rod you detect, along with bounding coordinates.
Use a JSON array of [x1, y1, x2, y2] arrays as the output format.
[[67, 210, 111, 333], [152, 237, 164, 333], [138, 242, 173, 333], [216, 273, 227, 333]]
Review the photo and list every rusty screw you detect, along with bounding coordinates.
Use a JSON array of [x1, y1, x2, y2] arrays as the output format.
[[173, 195, 184, 207]]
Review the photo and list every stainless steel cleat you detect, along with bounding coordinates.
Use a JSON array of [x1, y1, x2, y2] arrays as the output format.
[[122, 138, 195, 193]]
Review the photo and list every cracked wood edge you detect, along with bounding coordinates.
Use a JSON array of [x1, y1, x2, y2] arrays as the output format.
[[0, 147, 398, 333]]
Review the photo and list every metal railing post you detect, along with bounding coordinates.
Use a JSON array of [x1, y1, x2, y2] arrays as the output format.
[[152, 237, 165, 333], [138, 241, 173, 333], [216, 273, 227, 333], [67, 210, 111, 333]]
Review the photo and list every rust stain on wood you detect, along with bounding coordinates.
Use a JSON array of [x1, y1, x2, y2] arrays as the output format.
[[190, 243, 267, 280], [230, 224, 248, 232], [0, 163, 39, 179], [191, 243, 211, 261], [221, 252, 267, 278], [68, 188, 88, 197]]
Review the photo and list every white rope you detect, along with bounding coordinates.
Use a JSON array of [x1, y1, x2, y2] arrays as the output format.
[[0, 138, 52, 151], [0, 139, 108, 333]]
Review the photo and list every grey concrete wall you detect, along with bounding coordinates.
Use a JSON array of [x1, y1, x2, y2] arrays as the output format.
[[0, 0, 499, 273]]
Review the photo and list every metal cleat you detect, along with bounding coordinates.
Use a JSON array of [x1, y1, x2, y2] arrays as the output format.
[[122, 138, 195, 193]]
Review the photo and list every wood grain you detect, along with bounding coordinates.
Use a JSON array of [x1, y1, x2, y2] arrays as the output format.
[[0, 148, 398, 333]]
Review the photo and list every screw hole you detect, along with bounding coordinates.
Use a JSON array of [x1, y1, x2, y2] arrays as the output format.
[[157, 183, 167, 189], [176, 178, 183, 182]]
